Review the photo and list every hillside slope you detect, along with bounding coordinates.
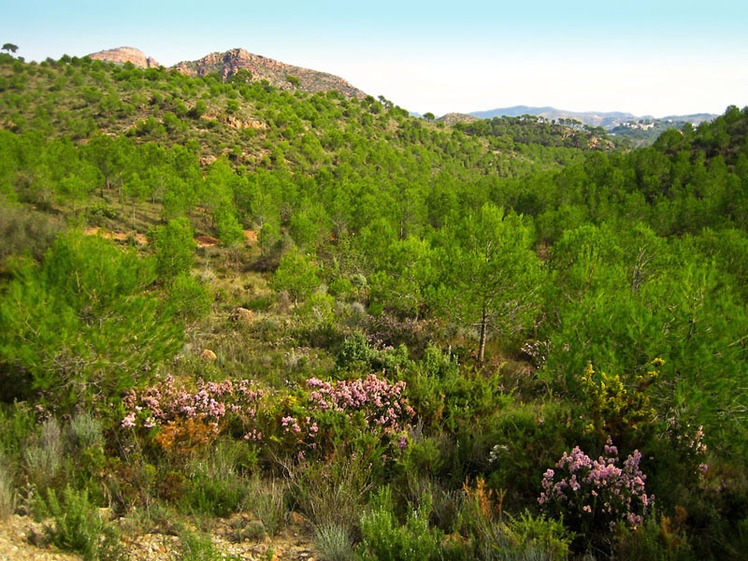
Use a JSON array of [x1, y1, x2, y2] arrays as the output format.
[[0, 51, 747, 561]]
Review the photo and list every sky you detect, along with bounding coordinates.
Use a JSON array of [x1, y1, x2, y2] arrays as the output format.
[[2, 0, 747, 118]]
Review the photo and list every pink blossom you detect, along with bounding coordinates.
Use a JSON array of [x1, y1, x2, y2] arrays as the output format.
[[121, 412, 136, 428]]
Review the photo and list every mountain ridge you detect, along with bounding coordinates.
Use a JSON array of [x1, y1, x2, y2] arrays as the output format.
[[88, 46, 366, 100], [88, 46, 161, 69], [469, 105, 717, 130], [86, 47, 720, 123]]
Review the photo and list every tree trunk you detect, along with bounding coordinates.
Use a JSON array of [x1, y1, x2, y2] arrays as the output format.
[[478, 304, 488, 363]]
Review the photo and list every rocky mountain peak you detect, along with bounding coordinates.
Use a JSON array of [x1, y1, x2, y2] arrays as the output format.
[[171, 48, 366, 99], [89, 46, 161, 69]]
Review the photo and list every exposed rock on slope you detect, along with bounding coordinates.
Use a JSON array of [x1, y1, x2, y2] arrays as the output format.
[[89, 46, 161, 68], [438, 112, 480, 126], [172, 48, 366, 99]]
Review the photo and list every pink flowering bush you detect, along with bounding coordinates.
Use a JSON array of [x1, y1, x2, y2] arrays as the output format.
[[272, 374, 416, 462], [121, 375, 264, 447], [538, 439, 652, 546], [120, 372, 416, 466], [307, 374, 415, 434]]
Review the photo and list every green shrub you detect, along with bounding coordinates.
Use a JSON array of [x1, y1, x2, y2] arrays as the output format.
[[314, 523, 355, 561], [0, 233, 182, 407], [180, 527, 237, 561], [42, 485, 105, 561], [398, 434, 447, 481], [23, 417, 64, 489], [271, 247, 321, 304], [148, 216, 195, 280], [0, 449, 16, 518], [243, 476, 288, 536], [167, 272, 213, 321], [614, 514, 694, 561], [455, 482, 571, 561], [0, 201, 63, 266], [180, 444, 248, 517], [85, 202, 118, 225], [485, 400, 576, 508], [398, 474, 464, 535], [336, 331, 375, 370], [504, 512, 571, 561], [65, 413, 107, 490], [183, 472, 246, 518], [0, 403, 37, 459], [287, 453, 371, 536], [68, 412, 104, 450], [357, 486, 443, 561]]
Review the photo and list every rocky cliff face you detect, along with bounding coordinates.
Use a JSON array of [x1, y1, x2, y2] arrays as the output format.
[[89, 47, 161, 69], [172, 48, 366, 99]]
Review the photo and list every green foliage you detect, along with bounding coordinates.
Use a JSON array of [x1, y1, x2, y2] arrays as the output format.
[[66, 412, 107, 482], [578, 360, 660, 442], [287, 453, 371, 535], [314, 523, 355, 561], [613, 514, 695, 561], [456, 114, 617, 150], [179, 443, 248, 517], [68, 411, 104, 450], [336, 331, 376, 370], [358, 486, 443, 561], [41, 485, 106, 561], [148, 216, 196, 280], [505, 512, 572, 561], [0, 199, 63, 267], [270, 247, 320, 304], [23, 417, 64, 489], [180, 527, 237, 561], [0, 448, 16, 518], [432, 204, 544, 362], [0, 402, 37, 457], [457, 479, 571, 561], [213, 201, 246, 247], [368, 236, 434, 319], [0, 56, 746, 559], [485, 401, 577, 507], [167, 272, 213, 322], [0, 232, 182, 405], [243, 476, 288, 536], [405, 344, 510, 434]]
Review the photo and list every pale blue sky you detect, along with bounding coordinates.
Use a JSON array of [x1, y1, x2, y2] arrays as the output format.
[[2, 0, 747, 117]]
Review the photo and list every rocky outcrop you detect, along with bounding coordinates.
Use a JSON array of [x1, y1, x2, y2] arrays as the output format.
[[172, 48, 366, 99], [230, 307, 255, 323], [438, 113, 481, 126], [200, 349, 218, 361], [88, 47, 161, 69]]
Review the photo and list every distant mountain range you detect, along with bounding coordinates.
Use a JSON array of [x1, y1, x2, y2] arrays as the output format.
[[468, 106, 717, 130]]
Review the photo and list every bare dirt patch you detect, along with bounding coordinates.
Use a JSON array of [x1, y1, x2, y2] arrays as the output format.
[[0, 513, 318, 561], [83, 227, 148, 246]]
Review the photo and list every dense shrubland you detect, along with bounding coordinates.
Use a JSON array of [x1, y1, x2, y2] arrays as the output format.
[[0, 52, 747, 559]]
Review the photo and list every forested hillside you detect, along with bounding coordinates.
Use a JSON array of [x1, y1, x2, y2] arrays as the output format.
[[0, 51, 747, 561]]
